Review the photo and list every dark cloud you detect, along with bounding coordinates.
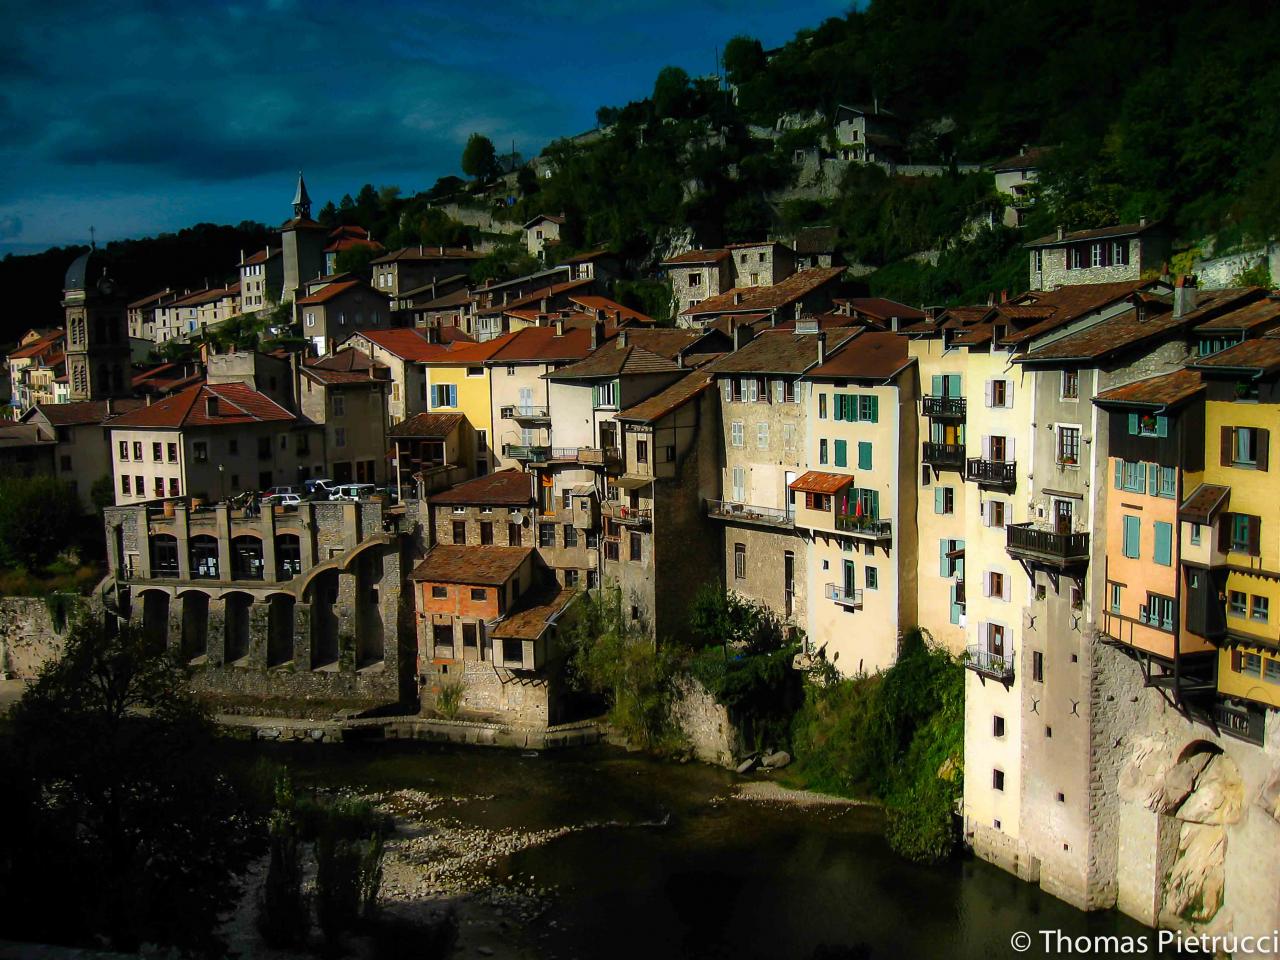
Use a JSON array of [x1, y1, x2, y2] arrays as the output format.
[[0, 216, 21, 240]]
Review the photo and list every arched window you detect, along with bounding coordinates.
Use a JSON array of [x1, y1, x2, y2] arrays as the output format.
[[190, 535, 219, 578], [150, 534, 179, 577], [230, 536, 264, 580], [276, 534, 301, 579]]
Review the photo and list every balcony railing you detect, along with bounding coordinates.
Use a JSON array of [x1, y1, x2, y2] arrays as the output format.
[[503, 443, 552, 460], [834, 515, 893, 541], [602, 502, 652, 527], [1006, 522, 1089, 566], [922, 396, 966, 420], [964, 644, 1015, 682], [825, 583, 863, 608], [966, 458, 1017, 488], [500, 404, 551, 421], [503, 444, 623, 467], [705, 499, 794, 528], [1213, 699, 1264, 745], [922, 442, 965, 469]]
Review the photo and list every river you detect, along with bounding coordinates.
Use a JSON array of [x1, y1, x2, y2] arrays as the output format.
[[235, 740, 1173, 960]]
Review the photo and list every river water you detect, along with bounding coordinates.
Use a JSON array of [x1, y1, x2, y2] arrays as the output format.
[[239, 740, 1173, 960]]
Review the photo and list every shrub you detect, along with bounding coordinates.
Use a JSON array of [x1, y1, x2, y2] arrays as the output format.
[[435, 677, 464, 719], [257, 773, 310, 948]]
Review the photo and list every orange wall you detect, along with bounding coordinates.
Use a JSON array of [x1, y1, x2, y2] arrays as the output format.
[[418, 580, 503, 620]]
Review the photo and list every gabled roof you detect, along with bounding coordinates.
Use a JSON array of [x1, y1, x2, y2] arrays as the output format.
[[0, 423, 55, 450], [352, 329, 437, 361], [523, 213, 565, 228], [107, 381, 295, 429], [992, 146, 1052, 173], [1177, 287, 1266, 326], [1025, 221, 1163, 249], [807, 331, 911, 381], [241, 247, 280, 266], [477, 278, 594, 316], [1016, 301, 1186, 365], [302, 350, 389, 385], [1001, 280, 1161, 345], [486, 325, 597, 364], [492, 586, 578, 641], [616, 370, 715, 423], [680, 267, 844, 318], [369, 246, 484, 265], [171, 286, 237, 308], [127, 289, 174, 310], [429, 468, 533, 506], [560, 248, 613, 265], [1093, 369, 1203, 409], [296, 279, 374, 306], [22, 399, 146, 427], [569, 295, 654, 326], [1189, 336, 1280, 377], [410, 545, 532, 585], [789, 471, 853, 495], [1191, 295, 1280, 334], [712, 329, 858, 375], [8, 330, 64, 361], [388, 412, 465, 439], [834, 297, 926, 323], [661, 248, 730, 266], [546, 329, 706, 380], [325, 236, 384, 255]]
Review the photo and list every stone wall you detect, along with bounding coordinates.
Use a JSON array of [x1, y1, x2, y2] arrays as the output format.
[[1194, 243, 1279, 289], [0, 596, 96, 680], [670, 674, 741, 767], [422, 658, 555, 726]]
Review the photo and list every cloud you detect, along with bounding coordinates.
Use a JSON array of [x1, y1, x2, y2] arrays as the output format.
[[0, 215, 21, 240]]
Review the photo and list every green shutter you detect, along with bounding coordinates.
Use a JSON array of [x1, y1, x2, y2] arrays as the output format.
[[867, 396, 879, 423], [1154, 521, 1173, 566], [1128, 412, 1139, 435], [1148, 463, 1159, 494], [1123, 515, 1140, 558], [1114, 458, 1123, 489], [833, 395, 844, 421], [934, 486, 946, 514], [1156, 416, 1169, 438], [868, 490, 879, 518], [932, 375, 944, 397], [939, 540, 949, 577], [858, 441, 873, 470], [834, 440, 847, 468]]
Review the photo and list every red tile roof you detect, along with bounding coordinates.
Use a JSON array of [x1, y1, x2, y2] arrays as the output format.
[[492, 586, 578, 641], [354, 329, 438, 361], [410, 545, 532, 585], [1017, 301, 1188, 364], [477, 278, 594, 316], [616, 370, 715, 423], [1191, 296, 1280, 333], [681, 267, 844, 317], [1002, 280, 1160, 344], [789, 470, 853, 495], [24, 399, 146, 426], [303, 350, 389, 385], [324, 236, 384, 255], [1190, 337, 1280, 376], [808, 331, 911, 380], [241, 248, 280, 266], [1093, 369, 1203, 408], [833, 297, 926, 322], [486, 325, 597, 364], [7, 330, 64, 361], [107, 381, 295, 429], [991, 146, 1052, 172], [661, 249, 730, 266], [712, 329, 858, 375], [569, 295, 655, 326], [296, 280, 368, 305], [429, 468, 534, 506], [388, 412, 465, 439]]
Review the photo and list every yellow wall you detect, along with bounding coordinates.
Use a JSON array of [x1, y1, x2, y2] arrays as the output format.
[[426, 363, 494, 469], [1217, 642, 1280, 709]]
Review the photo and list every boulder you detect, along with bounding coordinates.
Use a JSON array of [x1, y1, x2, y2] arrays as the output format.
[[1176, 755, 1244, 826], [1256, 764, 1280, 824], [736, 756, 758, 774], [1162, 822, 1226, 924], [761, 750, 791, 770]]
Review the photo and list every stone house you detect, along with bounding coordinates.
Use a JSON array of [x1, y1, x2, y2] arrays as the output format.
[[298, 351, 391, 485], [832, 103, 905, 165], [103, 495, 409, 708], [473, 278, 594, 342], [345, 328, 436, 427], [239, 247, 283, 312], [370, 246, 484, 297], [296, 279, 392, 356], [679, 267, 844, 329], [1026, 221, 1170, 292], [127, 289, 176, 341], [992, 146, 1048, 228], [661, 249, 733, 316], [725, 241, 795, 289]]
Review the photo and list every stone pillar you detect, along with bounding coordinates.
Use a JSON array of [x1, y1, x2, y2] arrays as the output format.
[[379, 549, 399, 673], [336, 570, 358, 671], [343, 501, 359, 549], [174, 503, 192, 581], [293, 601, 312, 666], [206, 596, 227, 667], [300, 503, 316, 569], [135, 511, 152, 579], [248, 599, 271, 667], [1116, 803, 1177, 927], [262, 512, 279, 585], [215, 504, 232, 584], [166, 594, 184, 659]]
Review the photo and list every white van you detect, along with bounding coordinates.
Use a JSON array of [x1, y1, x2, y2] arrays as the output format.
[[329, 483, 376, 502]]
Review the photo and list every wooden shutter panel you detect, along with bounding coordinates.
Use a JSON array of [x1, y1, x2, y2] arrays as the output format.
[[1221, 426, 1233, 466], [1002, 572, 1012, 602], [1232, 649, 1242, 672], [931, 374, 944, 398], [939, 540, 949, 577], [1249, 515, 1261, 556], [1114, 458, 1123, 489], [868, 396, 879, 423], [984, 380, 994, 407], [1004, 380, 1014, 407], [1219, 514, 1232, 553], [1128, 413, 1139, 435], [935, 487, 946, 514], [1156, 416, 1169, 439], [1257, 429, 1269, 471], [1148, 463, 1159, 494]]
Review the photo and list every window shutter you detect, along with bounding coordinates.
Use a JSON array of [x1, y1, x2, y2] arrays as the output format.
[[1004, 380, 1014, 407], [1007, 437, 1016, 461], [834, 440, 847, 468], [869, 490, 879, 518], [1221, 426, 1233, 466], [1249, 515, 1261, 556], [1002, 573, 1011, 602], [939, 540, 949, 577], [984, 381, 994, 407], [931, 374, 944, 398], [1219, 514, 1232, 553], [868, 396, 879, 423], [1232, 649, 1242, 672], [983, 570, 992, 597], [833, 395, 844, 421], [1154, 522, 1172, 566], [1148, 463, 1159, 494], [982, 501, 991, 526], [858, 441, 872, 470], [1128, 413, 1140, 435], [1114, 459, 1123, 489], [723, 380, 733, 402], [982, 435, 992, 459], [935, 487, 945, 514], [1156, 416, 1169, 439], [1257, 429, 1270, 471]]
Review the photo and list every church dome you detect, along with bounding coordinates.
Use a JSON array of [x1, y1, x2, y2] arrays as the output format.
[[64, 250, 94, 292]]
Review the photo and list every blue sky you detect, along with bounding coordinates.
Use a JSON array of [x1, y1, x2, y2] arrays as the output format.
[[0, 0, 851, 255]]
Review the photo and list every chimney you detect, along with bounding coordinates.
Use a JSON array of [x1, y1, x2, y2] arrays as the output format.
[[1056, 224, 1065, 241], [419, 244, 424, 255], [616, 330, 629, 350], [554, 317, 565, 336], [1139, 216, 1147, 227], [591, 320, 603, 350], [105, 397, 113, 416], [817, 331, 827, 365], [1000, 289, 1008, 303], [733, 323, 754, 351], [1173, 275, 1198, 319], [540, 297, 549, 315], [205, 394, 219, 417], [986, 291, 995, 307], [439, 245, 444, 255]]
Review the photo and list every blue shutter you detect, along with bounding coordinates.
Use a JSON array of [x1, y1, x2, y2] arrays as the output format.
[[1154, 522, 1173, 566], [1123, 516, 1140, 558], [935, 486, 946, 514], [1156, 416, 1169, 438], [1128, 412, 1139, 435], [1148, 463, 1159, 494], [931, 375, 944, 398], [939, 540, 949, 577], [834, 440, 847, 468], [950, 584, 962, 624], [858, 441, 873, 470], [1114, 458, 1123, 489]]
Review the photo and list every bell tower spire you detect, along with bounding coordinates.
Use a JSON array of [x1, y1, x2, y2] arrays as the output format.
[[292, 170, 312, 221]]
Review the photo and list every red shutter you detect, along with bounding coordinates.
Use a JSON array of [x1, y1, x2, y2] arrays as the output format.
[[1257, 429, 1269, 471], [1249, 515, 1261, 556], [1221, 426, 1233, 467]]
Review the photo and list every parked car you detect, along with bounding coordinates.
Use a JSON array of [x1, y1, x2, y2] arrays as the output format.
[[304, 478, 338, 498], [268, 493, 302, 508], [261, 486, 298, 503], [329, 483, 377, 501]]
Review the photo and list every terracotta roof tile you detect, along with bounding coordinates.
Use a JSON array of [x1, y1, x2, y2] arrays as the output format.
[[1190, 337, 1280, 376], [569, 295, 654, 326], [410, 545, 532, 585], [807, 331, 910, 380], [789, 470, 853, 495], [547, 329, 704, 380], [24, 399, 146, 426], [1017, 302, 1186, 364], [1192, 296, 1280, 334], [296, 280, 368, 305], [832, 297, 925, 322], [712, 329, 858, 375], [1002, 280, 1160, 344], [681, 267, 844, 317], [661, 248, 730, 266], [616, 370, 715, 423], [429, 468, 534, 506], [486, 325, 596, 364], [107, 381, 295, 429], [492, 586, 578, 641], [1093, 369, 1203, 408], [477, 278, 594, 316], [388, 412, 465, 439]]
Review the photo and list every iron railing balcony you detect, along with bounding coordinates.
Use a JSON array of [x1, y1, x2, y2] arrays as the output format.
[[503, 443, 551, 461], [966, 458, 1017, 488], [964, 644, 1014, 682], [602, 502, 652, 527], [500, 404, 551, 421], [705, 499, 794, 529], [922, 442, 965, 469], [825, 583, 863, 608], [834, 514, 893, 542], [922, 395, 966, 420], [1006, 522, 1089, 568], [1213, 699, 1264, 745]]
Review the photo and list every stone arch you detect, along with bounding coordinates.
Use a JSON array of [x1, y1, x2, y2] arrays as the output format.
[[356, 551, 385, 668], [138, 589, 170, 652], [267, 594, 295, 667], [150, 533, 179, 578], [307, 569, 340, 669], [230, 535, 264, 580], [1176, 739, 1223, 765], [178, 590, 210, 661], [223, 591, 253, 663]]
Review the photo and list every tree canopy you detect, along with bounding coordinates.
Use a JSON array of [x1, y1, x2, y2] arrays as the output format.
[[461, 133, 501, 182]]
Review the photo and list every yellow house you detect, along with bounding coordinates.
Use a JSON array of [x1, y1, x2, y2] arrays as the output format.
[[420, 333, 516, 476]]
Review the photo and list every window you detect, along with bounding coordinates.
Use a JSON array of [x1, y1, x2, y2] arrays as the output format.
[[430, 384, 457, 408], [773, 380, 785, 404], [833, 439, 847, 468], [1252, 596, 1270, 623], [1157, 466, 1176, 499], [508, 522, 522, 546], [1118, 460, 1145, 493], [470, 588, 486, 601], [993, 716, 1005, 738], [563, 490, 573, 510], [153, 477, 164, 497], [539, 523, 555, 547], [992, 769, 1005, 792], [934, 486, 954, 515], [1265, 658, 1280, 684], [1122, 515, 1141, 558], [167, 442, 178, 463], [629, 532, 642, 561], [1032, 650, 1044, 682], [734, 543, 746, 579], [331, 393, 345, 417], [1090, 242, 1104, 268], [864, 566, 878, 590], [1154, 521, 1173, 566], [136, 475, 145, 494], [731, 466, 745, 502], [1142, 594, 1175, 631], [452, 520, 466, 543], [988, 500, 1006, 528], [59, 454, 71, 471], [431, 585, 447, 599], [989, 570, 1005, 599], [1229, 513, 1260, 555], [1034, 249, 1043, 273], [334, 427, 346, 448], [636, 440, 648, 463], [1057, 426, 1080, 465], [756, 422, 769, 449], [1061, 370, 1079, 400], [133, 441, 143, 461], [1112, 241, 1129, 266], [119, 440, 129, 461], [939, 538, 964, 578], [480, 521, 493, 545], [1190, 523, 1202, 546], [818, 393, 827, 419], [152, 442, 162, 462], [731, 421, 744, 448], [122, 475, 131, 495], [563, 525, 578, 548], [1225, 426, 1268, 469], [1109, 582, 1122, 615], [1240, 652, 1263, 677], [988, 380, 1007, 408], [1229, 590, 1248, 617], [168, 478, 180, 497], [467, 366, 484, 378], [819, 439, 828, 465], [593, 380, 617, 408], [689, 272, 702, 288], [857, 395, 878, 422], [857, 442, 872, 470]]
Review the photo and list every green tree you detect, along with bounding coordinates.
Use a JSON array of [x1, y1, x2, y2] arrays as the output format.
[[0, 475, 82, 569], [335, 244, 378, 276], [461, 133, 500, 182], [652, 66, 691, 119], [1, 618, 253, 954], [722, 35, 766, 85]]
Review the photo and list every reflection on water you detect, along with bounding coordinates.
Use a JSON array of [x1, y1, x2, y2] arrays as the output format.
[[237, 741, 1171, 960]]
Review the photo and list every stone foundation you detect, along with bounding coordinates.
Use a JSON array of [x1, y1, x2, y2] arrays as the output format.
[[0, 595, 97, 680], [670, 675, 741, 767]]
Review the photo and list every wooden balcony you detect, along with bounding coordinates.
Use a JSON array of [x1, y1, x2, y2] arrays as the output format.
[[825, 583, 863, 608], [602, 502, 652, 528], [964, 644, 1014, 682], [705, 499, 794, 529], [966, 457, 1017, 489], [833, 514, 893, 543], [922, 395, 966, 421], [1006, 522, 1089, 569], [922, 442, 965, 470]]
